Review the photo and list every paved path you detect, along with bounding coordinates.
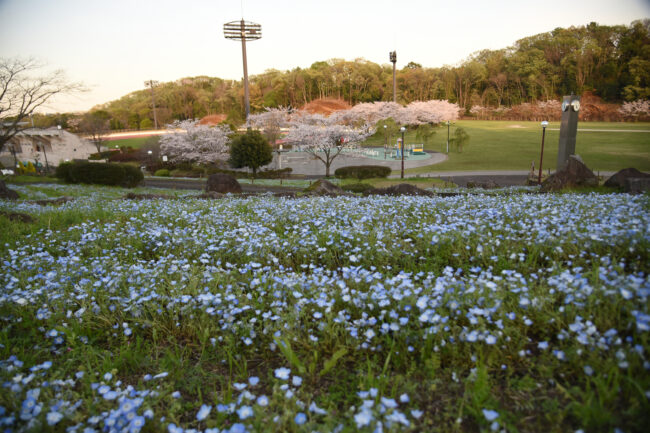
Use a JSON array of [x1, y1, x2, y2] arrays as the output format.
[[399, 170, 617, 187]]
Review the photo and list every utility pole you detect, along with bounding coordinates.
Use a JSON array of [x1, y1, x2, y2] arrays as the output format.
[[144, 80, 159, 129], [224, 19, 262, 123], [389, 51, 397, 103]]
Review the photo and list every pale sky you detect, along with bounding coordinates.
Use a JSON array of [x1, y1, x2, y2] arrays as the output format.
[[1, 0, 648, 113]]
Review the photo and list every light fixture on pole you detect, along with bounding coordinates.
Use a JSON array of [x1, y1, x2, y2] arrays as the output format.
[[400, 126, 406, 179], [224, 19, 262, 123], [383, 124, 388, 159], [446, 121, 450, 153], [144, 80, 159, 129], [389, 51, 397, 103], [538, 121, 549, 184]]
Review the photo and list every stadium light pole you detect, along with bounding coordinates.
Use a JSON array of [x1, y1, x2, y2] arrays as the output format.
[[400, 126, 406, 179], [538, 121, 549, 184], [144, 80, 159, 129], [224, 19, 262, 123], [389, 51, 397, 103]]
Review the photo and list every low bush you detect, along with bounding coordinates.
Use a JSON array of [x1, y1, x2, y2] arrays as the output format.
[[154, 169, 170, 177], [335, 165, 391, 180], [55, 162, 143, 188]]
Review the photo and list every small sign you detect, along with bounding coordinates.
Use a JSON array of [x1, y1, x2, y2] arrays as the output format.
[[162, 155, 168, 162]]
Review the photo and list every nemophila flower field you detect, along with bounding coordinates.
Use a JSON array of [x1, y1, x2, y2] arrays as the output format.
[[1, 185, 649, 433]]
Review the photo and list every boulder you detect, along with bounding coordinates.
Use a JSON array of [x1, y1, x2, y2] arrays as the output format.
[[541, 155, 598, 192], [604, 168, 650, 189], [0, 180, 19, 200], [364, 183, 434, 197], [304, 179, 350, 196], [33, 196, 74, 206], [0, 210, 34, 223], [206, 174, 242, 194], [624, 177, 650, 194]]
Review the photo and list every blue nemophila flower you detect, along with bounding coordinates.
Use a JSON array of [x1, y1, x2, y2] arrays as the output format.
[[294, 412, 307, 425], [237, 405, 253, 420], [274, 367, 291, 380], [46, 410, 63, 425], [256, 395, 269, 406], [292, 375, 303, 387], [248, 376, 259, 386], [482, 409, 499, 421], [355, 409, 373, 428], [171, 391, 181, 398], [196, 404, 211, 421]]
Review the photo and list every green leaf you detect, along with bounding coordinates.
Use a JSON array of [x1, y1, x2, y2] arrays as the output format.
[[320, 347, 348, 376], [274, 337, 306, 374]]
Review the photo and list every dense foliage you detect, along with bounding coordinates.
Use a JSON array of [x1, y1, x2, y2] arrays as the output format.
[[66, 20, 650, 129], [228, 130, 273, 176], [334, 165, 392, 180], [55, 161, 143, 187], [0, 185, 648, 433]]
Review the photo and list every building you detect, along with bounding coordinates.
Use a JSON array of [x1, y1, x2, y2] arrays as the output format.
[[0, 127, 98, 169]]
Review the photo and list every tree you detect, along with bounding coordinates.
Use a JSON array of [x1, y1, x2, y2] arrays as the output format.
[[450, 127, 470, 153], [285, 112, 374, 177], [159, 119, 230, 164], [248, 107, 290, 146], [0, 57, 82, 153], [79, 110, 111, 153], [228, 129, 273, 180]]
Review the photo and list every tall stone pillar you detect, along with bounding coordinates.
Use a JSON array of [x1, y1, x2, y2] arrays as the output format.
[[557, 95, 581, 171]]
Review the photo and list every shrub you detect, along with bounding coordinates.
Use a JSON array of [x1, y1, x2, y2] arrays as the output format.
[[56, 162, 143, 188], [154, 169, 170, 177], [89, 150, 118, 160], [335, 165, 391, 180], [342, 182, 375, 193]]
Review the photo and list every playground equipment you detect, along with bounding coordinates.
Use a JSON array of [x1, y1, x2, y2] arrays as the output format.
[[394, 139, 426, 158]]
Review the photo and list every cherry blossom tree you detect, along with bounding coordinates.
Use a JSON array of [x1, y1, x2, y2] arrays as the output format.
[[330, 100, 460, 126], [159, 119, 231, 164], [248, 107, 291, 147], [285, 111, 374, 177], [619, 99, 650, 120]]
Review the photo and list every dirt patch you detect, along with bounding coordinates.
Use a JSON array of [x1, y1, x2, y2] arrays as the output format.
[[198, 114, 228, 125], [364, 183, 434, 197], [0, 210, 35, 223], [32, 196, 74, 206], [301, 98, 351, 116]]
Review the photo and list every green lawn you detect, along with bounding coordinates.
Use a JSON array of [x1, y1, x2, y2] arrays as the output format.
[[106, 136, 153, 149], [363, 121, 650, 173]]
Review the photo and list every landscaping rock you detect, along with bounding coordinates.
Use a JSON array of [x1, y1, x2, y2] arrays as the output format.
[[206, 174, 242, 194], [604, 168, 650, 189], [364, 183, 434, 197], [624, 177, 650, 194], [304, 179, 351, 196], [467, 180, 499, 189], [541, 155, 598, 192], [33, 196, 74, 206], [0, 210, 34, 223], [123, 193, 171, 200], [0, 180, 19, 200]]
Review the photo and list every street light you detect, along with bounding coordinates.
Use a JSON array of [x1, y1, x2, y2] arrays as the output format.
[[538, 121, 549, 184], [446, 121, 451, 153], [400, 126, 406, 179], [383, 124, 388, 159]]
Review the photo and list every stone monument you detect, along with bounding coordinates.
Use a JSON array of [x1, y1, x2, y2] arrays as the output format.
[[557, 95, 581, 170]]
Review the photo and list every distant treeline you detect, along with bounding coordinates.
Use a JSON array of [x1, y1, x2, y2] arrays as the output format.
[[33, 20, 649, 129]]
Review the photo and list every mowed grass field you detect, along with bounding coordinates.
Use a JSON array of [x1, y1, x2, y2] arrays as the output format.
[[363, 121, 650, 173], [107, 136, 152, 149]]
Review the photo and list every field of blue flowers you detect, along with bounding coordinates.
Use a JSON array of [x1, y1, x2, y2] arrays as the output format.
[[1, 185, 649, 433]]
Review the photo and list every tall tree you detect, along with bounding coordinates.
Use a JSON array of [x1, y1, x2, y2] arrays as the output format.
[[79, 110, 111, 153]]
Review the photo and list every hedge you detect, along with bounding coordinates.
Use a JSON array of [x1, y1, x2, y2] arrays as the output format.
[[55, 162, 143, 188], [334, 165, 391, 180]]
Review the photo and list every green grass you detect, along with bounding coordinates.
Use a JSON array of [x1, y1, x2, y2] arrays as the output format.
[[107, 136, 152, 149], [362, 121, 650, 173], [3, 175, 60, 183]]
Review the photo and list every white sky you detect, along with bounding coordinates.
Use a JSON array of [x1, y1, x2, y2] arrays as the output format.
[[1, 0, 648, 112]]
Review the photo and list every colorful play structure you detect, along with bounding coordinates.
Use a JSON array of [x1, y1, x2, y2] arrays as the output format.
[[392, 138, 426, 158]]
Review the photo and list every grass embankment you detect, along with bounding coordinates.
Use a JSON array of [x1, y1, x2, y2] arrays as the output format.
[[107, 136, 152, 149], [0, 184, 648, 433], [361, 121, 650, 174]]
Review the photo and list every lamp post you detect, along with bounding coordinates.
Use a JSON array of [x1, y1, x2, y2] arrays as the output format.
[[383, 124, 388, 159], [446, 121, 450, 153], [538, 121, 549, 184], [389, 51, 397, 103], [400, 126, 406, 179], [144, 80, 159, 129]]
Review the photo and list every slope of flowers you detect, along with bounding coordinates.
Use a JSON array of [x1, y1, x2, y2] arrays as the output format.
[[0, 190, 648, 432]]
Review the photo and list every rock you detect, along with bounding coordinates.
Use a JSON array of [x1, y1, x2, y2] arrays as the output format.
[[33, 196, 74, 206], [624, 177, 650, 194], [541, 155, 598, 192], [206, 174, 242, 194], [0, 210, 34, 223], [0, 180, 19, 200], [123, 193, 171, 200], [604, 168, 650, 189], [467, 180, 499, 189], [304, 179, 350, 196], [364, 183, 434, 197]]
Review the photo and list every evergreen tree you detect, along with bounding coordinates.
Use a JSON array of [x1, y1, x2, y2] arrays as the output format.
[[228, 130, 273, 181]]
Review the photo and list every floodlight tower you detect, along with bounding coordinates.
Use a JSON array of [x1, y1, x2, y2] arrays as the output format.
[[389, 51, 397, 102], [224, 19, 262, 122]]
